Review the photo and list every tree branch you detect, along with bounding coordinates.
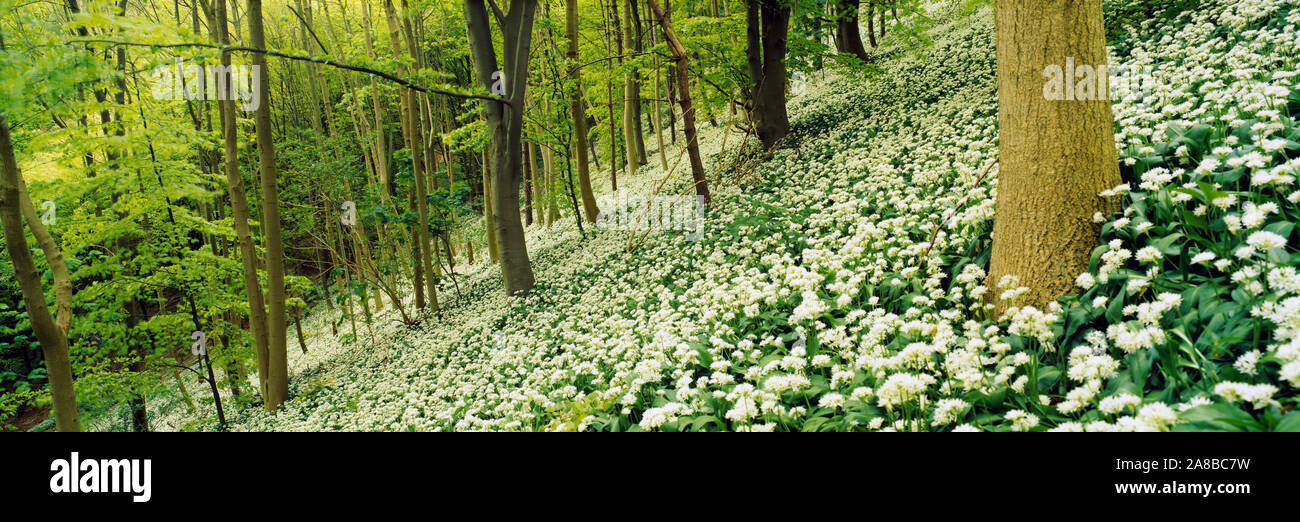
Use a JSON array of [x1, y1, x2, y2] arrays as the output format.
[[287, 6, 330, 56], [69, 39, 511, 106]]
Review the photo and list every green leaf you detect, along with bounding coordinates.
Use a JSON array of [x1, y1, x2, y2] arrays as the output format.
[[1274, 411, 1300, 432], [1175, 403, 1261, 432]]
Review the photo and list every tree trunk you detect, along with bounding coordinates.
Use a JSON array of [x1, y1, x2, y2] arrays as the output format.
[[523, 142, 534, 226], [648, 0, 710, 204], [987, 0, 1120, 313], [647, 0, 668, 171], [213, 0, 271, 403], [746, 0, 791, 150], [532, 141, 546, 226], [834, 0, 870, 62], [465, 0, 538, 296], [567, 0, 600, 222], [604, 0, 620, 191], [0, 115, 81, 432], [481, 147, 500, 263], [866, 2, 877, 48], [387, 0, 438, 311], [248, 0, 290, 411], [15, 170, 71, 335], [360, 0, 393, 197], [622, 0, 647, 169]]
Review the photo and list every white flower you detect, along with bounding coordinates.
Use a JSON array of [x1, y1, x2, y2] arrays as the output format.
[[875, 373, 936, 411], [818, 392, 845, 410], [1005, 409, 1039, 432], [1233, 351, 1261, 376], [1135, 246, 1162, 263], [1246, 230, 1286, 250], [1076, 272, 1096, 290], [1099, 392, 1142, 414], [1136, 402, 1177, 431], [1214, 382, 1279, 409], [932, 398, 970, 426]]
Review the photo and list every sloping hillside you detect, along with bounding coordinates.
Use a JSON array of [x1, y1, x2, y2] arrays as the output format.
[[92, 0, 1300, 432]]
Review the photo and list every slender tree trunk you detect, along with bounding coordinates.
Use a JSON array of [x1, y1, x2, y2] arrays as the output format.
[[567, 0, 600, 222], [866, 1, 877, 48], [542, 101, 560, 225], [531, 141, 545, 225], [987, 0, 1120, 312], [879, 5, 886, 39], [15, 172, 71, 335], [361, 0, 392, 196], [213, 0, 271, 402], [248, 0, 290, 411], [648, 0, 710, 204], [482, 147, 500, 263], [523, 142, 534, 226], [622, 0, 647, 169], [387, 0, 438, 311], [647, 0, 668, 170]]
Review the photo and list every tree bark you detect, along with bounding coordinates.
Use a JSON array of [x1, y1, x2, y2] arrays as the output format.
[[15, 172, 71, 336], [211, 0, 271, 403], [647, 0, 668, 171], [866, 1, 877, 48], [532, 141, 547, 226], [567, 0, 600, 222], [386, 0, 438, 311], [622, 0, 647, 169], [465, 0, 538, 296], [648, 0, 710, 204], [523, 142, 534, 226], [248, 0, 290, 411], [987, 0, 1121, 312], [481, 147, 499, 263], [834, 0, 870, 62], [746, 0, 791, 150], [0, 116, 81, 432]]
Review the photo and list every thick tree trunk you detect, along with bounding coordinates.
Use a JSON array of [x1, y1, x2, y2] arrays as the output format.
[[248, 0, 290, 411], [746, 0, 791, 150], [834, 0, 870, 62], [567, 0, 600, 222], [987, 0, 1120, 312], [465, 0, 538, 296], [0, 116, 81, 432]]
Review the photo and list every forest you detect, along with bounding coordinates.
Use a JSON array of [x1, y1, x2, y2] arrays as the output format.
[[0, 0, 1298, 432]]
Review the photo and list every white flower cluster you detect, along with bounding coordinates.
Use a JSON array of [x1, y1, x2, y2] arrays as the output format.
[[103, 0, 1296, 433]]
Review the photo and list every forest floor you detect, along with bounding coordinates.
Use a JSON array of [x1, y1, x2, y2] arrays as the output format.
[[85, 0, 1300, 432]]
